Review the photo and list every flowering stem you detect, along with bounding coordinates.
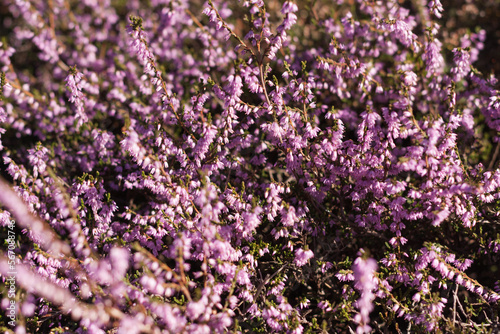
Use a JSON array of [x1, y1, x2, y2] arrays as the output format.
[[488, 141, 500, 170]]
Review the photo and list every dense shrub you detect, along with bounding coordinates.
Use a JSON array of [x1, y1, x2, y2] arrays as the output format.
[[0, 0, 499, 333]]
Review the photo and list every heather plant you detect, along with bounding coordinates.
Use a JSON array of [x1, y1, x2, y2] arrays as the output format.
[[0, 0, 499, 333]]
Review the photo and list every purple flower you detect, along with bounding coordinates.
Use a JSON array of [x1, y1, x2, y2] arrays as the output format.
[[428, 0, 444, 18], [353, 253, 378, 334], [1, 0, 500, 332], [65, 69, 87, 128], [423, 36, 444, 76], [294, 248, 314, 267], [451, 47, 471, 81], [109, 247, 129, 279], [402, 71, 418, 86]]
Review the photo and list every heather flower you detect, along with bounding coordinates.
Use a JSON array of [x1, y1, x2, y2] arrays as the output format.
[[379, 18, 420, 52], [32, 29, 61, 64], [120, 128, 147, 164], [318, 300, 332, 312], [402, 70, 418, 86], [0, 42, 15, 71], [27, 144, 49, 178], [65, 68, 87, 128], [1, 0, 500, 333], [451, 47, 471, 81], [192, 125, 217, 166], [423, 36, 444, 76], [352, 253, 378, 334], [117, 315, 143, 334], [109, 247, 129, 280], [294, 248, 313, 267], [428, 0, 444, 18], [299, 297, 310, 309]]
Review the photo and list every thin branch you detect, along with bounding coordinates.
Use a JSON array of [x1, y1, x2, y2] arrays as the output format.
[[259, 63, 272, 109]]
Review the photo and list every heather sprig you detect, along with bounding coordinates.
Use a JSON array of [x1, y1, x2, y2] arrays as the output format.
[[0, 0, 499, 333]]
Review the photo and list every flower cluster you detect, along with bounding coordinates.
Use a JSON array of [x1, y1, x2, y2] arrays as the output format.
[[352, 253, 378, 334], [0, 0, 499, 333], [65, 67, 88, 129]]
